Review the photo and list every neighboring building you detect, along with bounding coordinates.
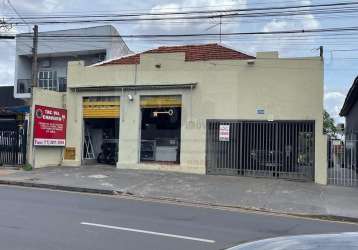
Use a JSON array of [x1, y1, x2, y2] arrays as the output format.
[[0, 86, 27, 165], [14, 25, 131, 98], [340, 76, 358, 138], [29, 43, 327, 184], [0, 85, 28, 121]]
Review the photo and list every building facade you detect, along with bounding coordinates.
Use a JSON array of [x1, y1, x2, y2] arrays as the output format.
[[340, 76, 358, 137], [29, 43, 327, 184], [0, 86, 27, 165], [14, 25, 131, 98]]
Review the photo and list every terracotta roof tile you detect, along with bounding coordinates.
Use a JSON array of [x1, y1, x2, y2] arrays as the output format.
[[100, 43, 254, 66]]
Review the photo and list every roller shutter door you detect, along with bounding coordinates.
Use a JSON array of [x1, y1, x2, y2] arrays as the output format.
[[83, 96, 120, 118]]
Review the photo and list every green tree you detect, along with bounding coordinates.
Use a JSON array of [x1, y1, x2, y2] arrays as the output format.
[[323, 110, 338, 137]]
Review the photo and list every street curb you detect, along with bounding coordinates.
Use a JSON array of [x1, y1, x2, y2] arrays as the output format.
[[1, 179, 358, 224], [120, 193, 358, 224], [0, 180, 117, 195]]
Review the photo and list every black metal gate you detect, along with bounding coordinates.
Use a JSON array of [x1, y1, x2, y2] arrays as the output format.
[[206, 120, 315, 181], [0, 120, 27, 165]]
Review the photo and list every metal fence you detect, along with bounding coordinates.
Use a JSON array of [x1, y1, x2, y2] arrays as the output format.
[[0, 120, 27, 165], [206, 120, 315, 181], [328, 137, 358, 187]]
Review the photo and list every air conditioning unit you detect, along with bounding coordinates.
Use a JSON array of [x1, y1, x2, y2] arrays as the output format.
[[40, 59, 51, 68]]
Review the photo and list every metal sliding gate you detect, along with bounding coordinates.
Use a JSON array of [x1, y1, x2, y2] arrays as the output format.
[[0, 120, 27, 166], [206, 120, 315, 181], [328, 137, 358, 187]]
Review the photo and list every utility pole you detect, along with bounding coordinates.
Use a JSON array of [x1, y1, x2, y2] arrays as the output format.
[[29, 24, 38, 168], [319, 46, 324, 60], [31, 25, 38, 89], [219, 15, 222, 43]]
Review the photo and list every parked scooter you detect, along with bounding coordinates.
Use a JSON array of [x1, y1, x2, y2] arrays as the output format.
[[97, 142, 118, 165]]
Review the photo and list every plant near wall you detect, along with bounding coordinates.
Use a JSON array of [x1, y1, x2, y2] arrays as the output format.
[[22, 162, 33, 171], [323, 110, 338, 138]]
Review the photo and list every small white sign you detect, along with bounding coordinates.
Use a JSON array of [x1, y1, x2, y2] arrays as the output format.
[[256, 108, 265, 115], [219, 125, 230, 141], [34, 138, 66, 146]]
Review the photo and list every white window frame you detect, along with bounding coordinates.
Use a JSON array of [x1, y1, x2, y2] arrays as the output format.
[[38, 71, 57, 91]]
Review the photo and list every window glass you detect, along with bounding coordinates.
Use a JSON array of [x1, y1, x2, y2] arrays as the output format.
[[38, 71, 57, 91]]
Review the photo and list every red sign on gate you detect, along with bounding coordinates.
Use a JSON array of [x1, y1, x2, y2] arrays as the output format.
[[33, 105, 67, 146]]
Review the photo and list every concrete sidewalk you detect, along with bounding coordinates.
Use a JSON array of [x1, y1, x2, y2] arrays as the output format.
[[0, 166, 357, 220]]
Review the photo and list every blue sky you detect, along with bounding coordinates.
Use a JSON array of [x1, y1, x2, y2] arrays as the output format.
[[0, 0, 357, 123]]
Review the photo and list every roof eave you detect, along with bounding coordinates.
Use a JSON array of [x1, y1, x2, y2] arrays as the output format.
[[340, 76, 358, 117]]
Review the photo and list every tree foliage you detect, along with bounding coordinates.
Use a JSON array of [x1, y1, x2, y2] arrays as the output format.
[[323, 110, 338, 137]]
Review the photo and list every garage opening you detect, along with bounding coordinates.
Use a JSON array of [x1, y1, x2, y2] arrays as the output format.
[[140, 95, 181, 164], [82, 96, 120, 165], [206, 120, 315, 181]]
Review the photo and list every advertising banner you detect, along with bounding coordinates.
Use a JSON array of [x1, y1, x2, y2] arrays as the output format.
[[33, 105, 67, 146]]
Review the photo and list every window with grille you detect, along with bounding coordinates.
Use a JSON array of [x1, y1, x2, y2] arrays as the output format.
[[58, 77, 67, 92], [38, 71, 57, 91]]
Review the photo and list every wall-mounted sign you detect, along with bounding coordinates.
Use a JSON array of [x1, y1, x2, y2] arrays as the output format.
[[256, 108, 265, 115], [219, 124, 230, 141], [33, 105, 67, 146], [64, 147, 76, 160]]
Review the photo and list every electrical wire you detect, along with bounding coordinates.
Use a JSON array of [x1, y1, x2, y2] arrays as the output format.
[[5, 2, 358, 25], [5, 1, 358, 20]]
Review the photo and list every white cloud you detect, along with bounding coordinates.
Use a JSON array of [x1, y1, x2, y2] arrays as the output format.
[[262, 15, 319, 33], [300, 0, 319, 30], [43, 0, 62, 11], [302, 14, 319, 30], [247, 8, 321, 57], [300, 0, 312, 5], [136, 0, 247, 34], [324, 91, 345, 100], [324, 91, 346, 123], [6, 0, 62, 12], [262, 20, 288, 33], [189, 0, 246, 10], [245, 0, 320, 57]]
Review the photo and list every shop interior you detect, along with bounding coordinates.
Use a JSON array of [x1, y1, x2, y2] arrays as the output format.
[[83, 118, 119, 165], [140, 105, 181, 164]]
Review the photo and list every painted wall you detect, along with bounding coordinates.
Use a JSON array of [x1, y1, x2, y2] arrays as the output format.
[[28, 88, 66, 168], [63, 51, 326, 183]]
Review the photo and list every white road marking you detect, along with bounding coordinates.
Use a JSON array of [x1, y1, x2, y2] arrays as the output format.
[[81, 222, 215, 243]]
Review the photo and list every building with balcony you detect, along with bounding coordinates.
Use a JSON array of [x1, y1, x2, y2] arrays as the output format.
[[28, 43, 328, 184], [14, 25, 131, 98]]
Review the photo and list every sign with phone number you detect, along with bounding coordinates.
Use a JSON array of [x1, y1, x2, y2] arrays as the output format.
[[33, 105, 67, 146]]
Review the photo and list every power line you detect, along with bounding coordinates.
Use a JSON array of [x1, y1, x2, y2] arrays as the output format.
[[6, 1, 358, 20], [0, 35, 14, 39], [6, 2, 358, 25], [9, 8, 358, 25], [14, 25, 358, 39], [3, 0, 342, 16], [6, 0, 30, 31]]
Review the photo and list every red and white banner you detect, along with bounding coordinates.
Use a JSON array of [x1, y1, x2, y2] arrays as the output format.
[[33, 105, 67, 146]]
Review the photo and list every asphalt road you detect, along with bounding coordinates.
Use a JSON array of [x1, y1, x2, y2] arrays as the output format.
[[0, 186, 357, 250]]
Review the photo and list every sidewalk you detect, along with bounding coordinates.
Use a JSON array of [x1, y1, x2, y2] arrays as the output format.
[[0, 166, 357, 220]]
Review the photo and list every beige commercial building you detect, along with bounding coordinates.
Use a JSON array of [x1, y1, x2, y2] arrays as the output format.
[[29, 43, 327, 184]]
